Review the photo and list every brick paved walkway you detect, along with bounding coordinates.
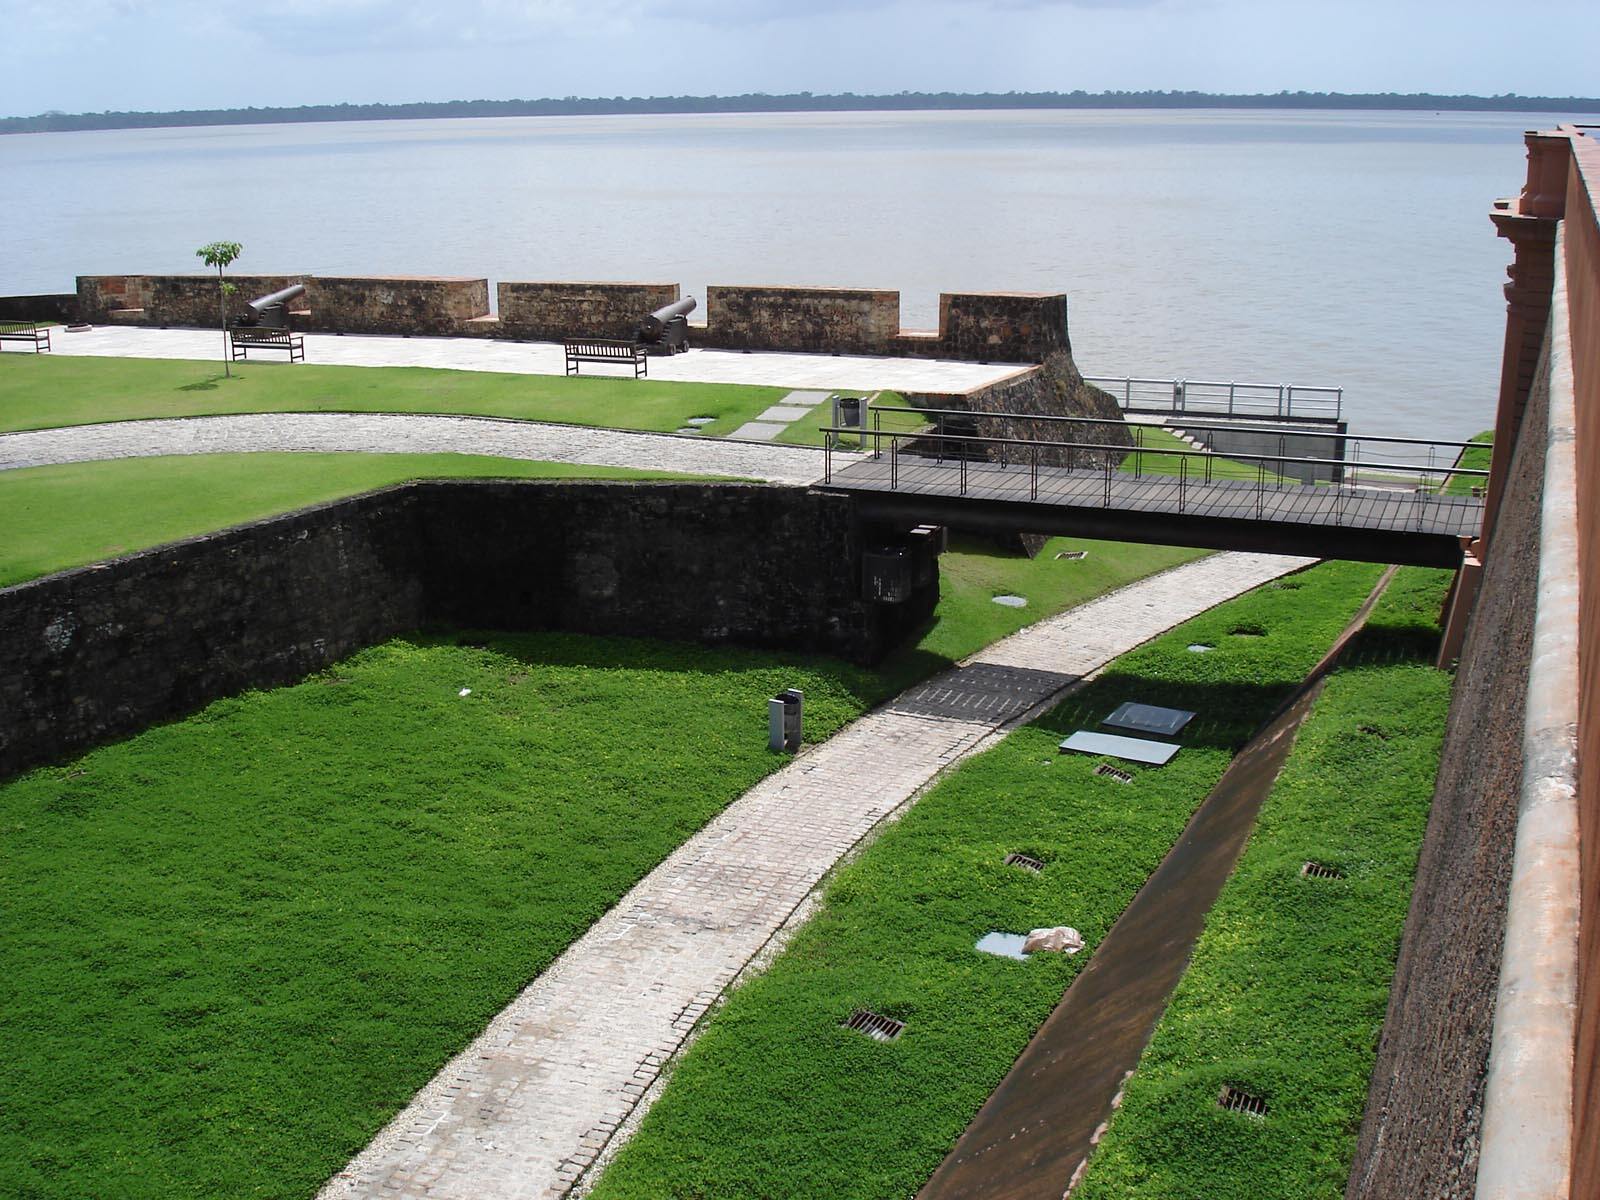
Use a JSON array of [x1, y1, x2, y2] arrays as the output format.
[[0, 412, 835, 485], [317, 551, 1313, 1200]]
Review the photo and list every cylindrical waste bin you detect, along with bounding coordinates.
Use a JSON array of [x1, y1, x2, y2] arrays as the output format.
[[835, 395, 862, 428], [768, 688, 804, 753]]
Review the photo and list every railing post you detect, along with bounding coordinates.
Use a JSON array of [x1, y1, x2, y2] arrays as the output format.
[[1179, 454, 1187, 512], [873, 408, 882, 460], [891, 436, 898, 490], [825, 430, 832, 482], [1277, 384, 1285, 419], [960, 452, 967, 495], [1257, 462, 1265, 518], [1229, 381, 1236, 415], [1104, 455, 1112, 506], [1031, 443, 1038, 501]]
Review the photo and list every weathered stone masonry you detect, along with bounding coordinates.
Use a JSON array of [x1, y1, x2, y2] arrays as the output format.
[[68, 274, 1069, 363], [0, 481, 938, 780]]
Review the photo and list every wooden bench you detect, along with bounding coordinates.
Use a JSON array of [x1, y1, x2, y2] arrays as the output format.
[[229, 326, 305, 363], [0, 321, 51, 353], [564, 338, 647, 378]]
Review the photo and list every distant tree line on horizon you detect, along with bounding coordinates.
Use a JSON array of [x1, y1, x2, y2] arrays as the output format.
[[5, 90, 1598, 135]]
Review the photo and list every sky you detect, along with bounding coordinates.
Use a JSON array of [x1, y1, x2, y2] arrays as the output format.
[[2, 0, 1597, 118]]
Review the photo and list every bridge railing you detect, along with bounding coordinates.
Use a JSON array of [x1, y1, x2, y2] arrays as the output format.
[[1082, 375, 1344, 421], [863, 403, 1489, 492], [821, 425, 1488, 532]]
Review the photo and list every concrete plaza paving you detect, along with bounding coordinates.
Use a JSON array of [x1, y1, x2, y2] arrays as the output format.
[[316, 550, 1313, 1200], [44, 324, 1023, 392]]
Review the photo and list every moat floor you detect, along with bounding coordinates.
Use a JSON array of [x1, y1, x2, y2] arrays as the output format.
[[315, 551, 1312, 1200], [46, 324, 1021, 392]]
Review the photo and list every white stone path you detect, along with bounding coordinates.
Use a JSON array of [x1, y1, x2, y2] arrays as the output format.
[[0, 412, 836, 484], [317, 551, 1312, 1200]]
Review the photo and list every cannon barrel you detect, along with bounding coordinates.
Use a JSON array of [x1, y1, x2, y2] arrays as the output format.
[[638, 295, 697, 340], [247, 283, 308, 318]]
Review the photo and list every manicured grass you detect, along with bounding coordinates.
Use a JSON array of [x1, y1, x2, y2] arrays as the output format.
[[0, 453, 706, 588], [589, 560, 1386, 1200], [0, 355, 788, 436], [1072, 568, 1453, 1200], [1121, 424, 1287, 482], [774, 391, 915, 447], [879, 533, 1202, 689], [1444, 430, 1494, 495], [0, 632, 889, 1199]]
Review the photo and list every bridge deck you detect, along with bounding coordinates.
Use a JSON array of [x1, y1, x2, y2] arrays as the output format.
[[817, 454, 1483, 564]]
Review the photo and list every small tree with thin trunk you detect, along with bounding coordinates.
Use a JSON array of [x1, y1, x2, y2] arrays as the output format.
[[195, 240, 243, 377]]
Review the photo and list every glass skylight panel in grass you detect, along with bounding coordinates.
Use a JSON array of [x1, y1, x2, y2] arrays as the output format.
[[1058, 730, 1180, 765]]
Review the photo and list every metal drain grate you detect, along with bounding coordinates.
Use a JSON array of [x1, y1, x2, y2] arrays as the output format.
[[843, 1010, 905, 1042], [1054, 550, 1089, 561], [1301, 861, 1345, 880], [1094, 763, 1134, 783], [1004, 852, 1045, 873], [1218, 1086, 1268, 1118]]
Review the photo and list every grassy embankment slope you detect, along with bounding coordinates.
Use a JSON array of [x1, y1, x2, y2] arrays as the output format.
[[1073, 567, 1452, 1200], [590, 560, 1390, 1200]]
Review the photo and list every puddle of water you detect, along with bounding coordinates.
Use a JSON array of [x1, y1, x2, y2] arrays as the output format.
[[992, 594, 1028, 608], [975, 932, 1031, 960], [686, 416, 716, 426]]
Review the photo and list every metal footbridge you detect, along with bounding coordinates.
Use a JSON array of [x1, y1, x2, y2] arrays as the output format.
[[816, 407, 1487, 568]]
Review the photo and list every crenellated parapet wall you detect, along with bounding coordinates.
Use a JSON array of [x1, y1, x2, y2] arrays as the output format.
[[497, 281, 680, 341], [65, 273, 1068, 362]]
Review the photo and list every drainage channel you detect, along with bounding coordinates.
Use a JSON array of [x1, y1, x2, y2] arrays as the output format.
[[916, 566, 1399, 1200]]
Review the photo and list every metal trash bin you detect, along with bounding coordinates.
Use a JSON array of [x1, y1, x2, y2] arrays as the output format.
[[768, 688, 804, 753], [835, 395, 862, 428]]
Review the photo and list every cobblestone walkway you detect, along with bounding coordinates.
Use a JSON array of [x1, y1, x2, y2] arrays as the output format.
[[317, 551, 1313, 1200], [0, 412, 834, 484]]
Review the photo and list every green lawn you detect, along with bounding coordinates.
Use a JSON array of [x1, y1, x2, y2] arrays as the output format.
[[0, 453, 706, 588], [1073, 568, 1453, 1200], [1120, 424, 1288, 482], [0, 355, 788, 436], [1443, 430, 1494, 495], [0, 632, 889, 1199], [589, 560, 1387, 1200]]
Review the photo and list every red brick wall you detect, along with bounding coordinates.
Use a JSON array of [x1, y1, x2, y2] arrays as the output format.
[[1566, 132, 1600, 1200]]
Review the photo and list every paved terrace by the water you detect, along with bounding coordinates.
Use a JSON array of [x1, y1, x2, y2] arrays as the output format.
[[44, 325, 1024, 392]]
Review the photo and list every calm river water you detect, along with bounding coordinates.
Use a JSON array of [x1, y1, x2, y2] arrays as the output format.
[[0, 108, 1571, 439]]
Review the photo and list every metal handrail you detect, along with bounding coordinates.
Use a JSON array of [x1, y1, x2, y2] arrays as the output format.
[[821, 426, 1483, 537], [837, 427, 1488, 478], [866, 403, 1489, 453], [1082, 374, 1344, 420]]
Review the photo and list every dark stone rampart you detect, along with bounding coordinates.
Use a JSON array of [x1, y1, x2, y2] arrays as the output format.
[[0, 481, 936, 780], [905, 353, 1135, 471], [0, 294, 78, 323], [1344, 331, 1548, 1200]]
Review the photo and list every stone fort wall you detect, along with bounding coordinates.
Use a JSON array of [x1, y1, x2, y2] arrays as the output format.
[[0, 481, 939, 780], [68, 273, 1068, 363]]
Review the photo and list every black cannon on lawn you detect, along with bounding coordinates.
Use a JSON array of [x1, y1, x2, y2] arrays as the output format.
[[635, 296, 696, 355], [235, 283, 307, 330]]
